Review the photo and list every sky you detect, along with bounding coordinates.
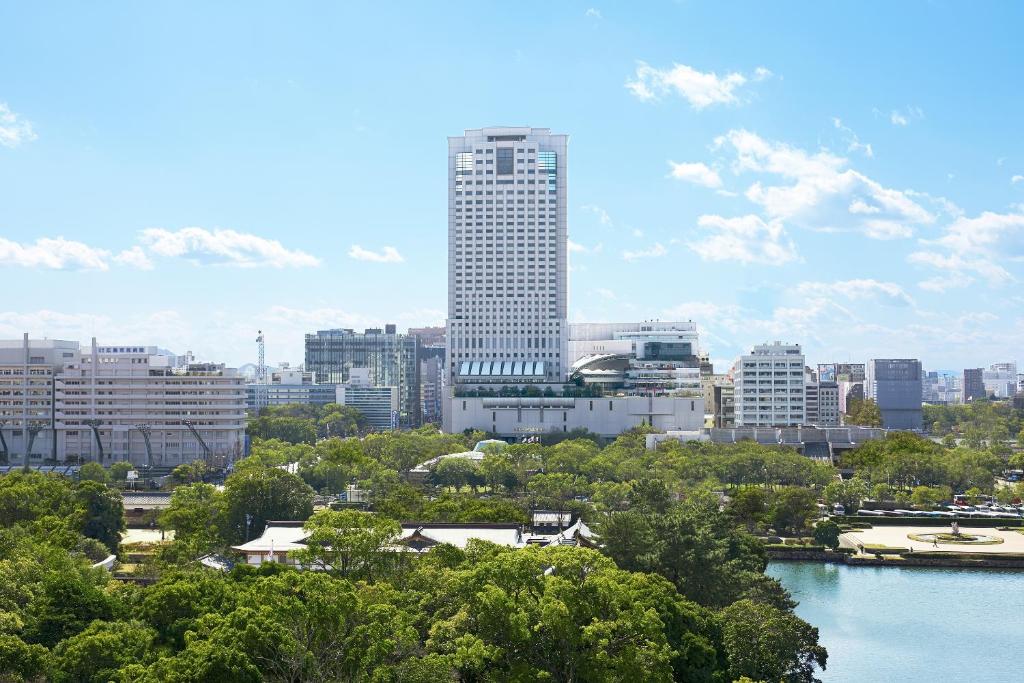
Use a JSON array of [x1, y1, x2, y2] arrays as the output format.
[[1, 2, 1022, 372]]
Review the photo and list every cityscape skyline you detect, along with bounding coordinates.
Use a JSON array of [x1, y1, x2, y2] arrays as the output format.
[[2, 3, 1023, 370]]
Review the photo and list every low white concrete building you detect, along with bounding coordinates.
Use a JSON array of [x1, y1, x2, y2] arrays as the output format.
[[449, 394, 704, 440]]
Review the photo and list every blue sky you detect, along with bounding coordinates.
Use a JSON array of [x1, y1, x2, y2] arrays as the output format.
[[1, 2, 1022, 371]]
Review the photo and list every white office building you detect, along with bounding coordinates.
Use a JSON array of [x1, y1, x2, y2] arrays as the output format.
[[336, 369, 398, 430], [733, 342, 806, 427], [446, 127, 568, 393], [0, 335, 245, 467]]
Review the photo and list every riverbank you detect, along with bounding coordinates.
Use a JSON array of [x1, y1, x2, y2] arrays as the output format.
[[767, 525, 1024, 569]]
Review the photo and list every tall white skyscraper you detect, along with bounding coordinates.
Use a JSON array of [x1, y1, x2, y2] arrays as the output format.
[[446, 127, 568, 388]]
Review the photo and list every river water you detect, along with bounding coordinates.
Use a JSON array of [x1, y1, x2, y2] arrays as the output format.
[[767, 562, 1024, 682]]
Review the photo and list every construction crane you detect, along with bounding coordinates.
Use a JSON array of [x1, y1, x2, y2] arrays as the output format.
[[183, 419, 212, 464], [133, 424, 154, 469], [83, 419, 104, 463]]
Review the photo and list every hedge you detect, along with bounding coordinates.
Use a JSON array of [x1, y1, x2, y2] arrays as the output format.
[[766, 544, 828, 552], [861, 545, 908, 555]]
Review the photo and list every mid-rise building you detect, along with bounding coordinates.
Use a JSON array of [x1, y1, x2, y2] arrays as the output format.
[[245, 367, 338, 413], [0, 335, 245, 466], [709, 381, 735, 428], [805, 381, 820, 425], [922, 371, 961, 405], [569, 322, 703, 397], [733, 342, 806, 427], [962, 368, 985, 402], [304, 326, 419, 427], [816, 382, 840, 426], [865, 359, 923, 430], [983, 362, 1018, 399], [335, 369, 399, 430], [446, 127, 569, 395], [410, 328, 446, 426]]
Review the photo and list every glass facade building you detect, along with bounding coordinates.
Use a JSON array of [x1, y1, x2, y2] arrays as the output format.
[[304, 327, 420, 427]]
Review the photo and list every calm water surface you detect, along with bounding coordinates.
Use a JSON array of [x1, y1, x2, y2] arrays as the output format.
[[767, 562, 1024, 682]]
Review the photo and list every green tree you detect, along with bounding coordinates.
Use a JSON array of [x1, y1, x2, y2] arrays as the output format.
[[729, 487, 769, 532], [431, 456, 481, 492], [910, 485, 951, 508], [109, 461, 133, 481], [293, 509, 402, 580], [719, 599, 827, 683], [50, 620, 158, 683], [769, 488, 818, 535], [74, 480, 125, 553], [221, 467, 315, 543], [160, 483, 224, 555], [22, 572, 116, 648], [812, 520, 842, 549], [246, 415, 318, 445], [0, 634, 49, 682], [78, 461, 109, 484], [823, 478, 868, 513], [845, 398, 882, 427], [171, 460, 209, 485]]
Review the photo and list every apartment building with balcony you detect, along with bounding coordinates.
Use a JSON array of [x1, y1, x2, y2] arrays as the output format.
[[733, 342, 806, 427], [0, 335, 245, 466]]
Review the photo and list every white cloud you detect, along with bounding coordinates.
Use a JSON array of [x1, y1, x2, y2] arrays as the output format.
[[625, 61, 772, 109], [140, 227, 320, 268], [687, 214, 798, 266], [585, 7, 602, 19], [905, 210, 1024, 289], [832, 117, 873, 158], [580, 204, 613, 227], [795, 279, 915, 307], [567, 239, 588, 253], [0, 103, 37, 148], [930, 211, 1024, 257], [908, 249, 1013, 288], [347, 244, 404, 264], [622, 243, 667, 261], [918, 272, 975, 293], [668, 161, 722, 188], [1012, 175, 1023, 184], [714, 129, 935, 239], [0, 236, 112, 270], [593, 288, 616, 300], [113, 246, 154, 270], [890, 106, 924, 126]]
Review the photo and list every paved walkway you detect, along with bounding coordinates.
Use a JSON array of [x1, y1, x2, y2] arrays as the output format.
[[122, 528, 174, 544], [844, 526, 1024, 554]]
